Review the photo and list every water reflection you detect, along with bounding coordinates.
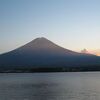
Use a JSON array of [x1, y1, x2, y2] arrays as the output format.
[[0, 72, 100, 100]]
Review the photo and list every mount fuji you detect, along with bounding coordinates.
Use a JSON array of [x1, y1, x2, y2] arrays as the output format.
[[0, 37, 100, 72]]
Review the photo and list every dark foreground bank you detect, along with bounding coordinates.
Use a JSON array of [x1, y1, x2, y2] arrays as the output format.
[[0, 65, 100, 73]]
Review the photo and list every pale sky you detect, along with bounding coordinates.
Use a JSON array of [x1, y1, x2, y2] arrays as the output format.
[[0, 0, 100, 55]]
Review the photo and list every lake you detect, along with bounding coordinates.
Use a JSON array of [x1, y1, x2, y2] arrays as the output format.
[[0, 72, 100, 100]]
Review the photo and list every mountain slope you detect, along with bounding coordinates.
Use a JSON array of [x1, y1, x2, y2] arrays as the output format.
[[0, 37, 100, 69]]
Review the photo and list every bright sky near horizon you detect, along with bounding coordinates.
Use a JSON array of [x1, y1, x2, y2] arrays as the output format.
[[0, 0, 100, 55]]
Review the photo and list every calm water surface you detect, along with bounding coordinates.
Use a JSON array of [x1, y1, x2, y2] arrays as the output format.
[[0, 72, 100, 100]]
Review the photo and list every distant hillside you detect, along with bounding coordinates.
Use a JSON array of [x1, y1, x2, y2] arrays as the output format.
[[0, 37, 100, 72]]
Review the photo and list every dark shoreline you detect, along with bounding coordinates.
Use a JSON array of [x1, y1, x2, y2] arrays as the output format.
[[0, 65, 100, 73]]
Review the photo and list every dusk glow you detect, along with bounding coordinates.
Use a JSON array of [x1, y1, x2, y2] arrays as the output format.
[[0, 0, 100, 55], [89, 50, 100, 56]]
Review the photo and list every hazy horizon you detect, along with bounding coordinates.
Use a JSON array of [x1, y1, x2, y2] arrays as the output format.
[[0, 0, 100, 55]]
